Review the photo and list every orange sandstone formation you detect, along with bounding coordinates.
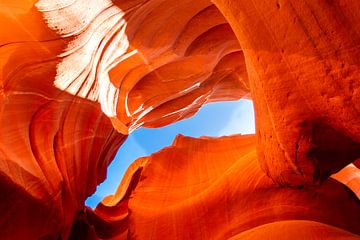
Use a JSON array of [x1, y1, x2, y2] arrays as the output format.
[[0, 0, 248, 238], [333, 163, 360, 199], [0, 0, 359, 239], [34, 0, 250, 134], [213, 0, 360, 185], [81, 135, 360, 239], [0, 3, 124, 239]]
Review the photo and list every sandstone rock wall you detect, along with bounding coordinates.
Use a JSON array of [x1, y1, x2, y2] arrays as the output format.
[[0, 0, 359, 239]]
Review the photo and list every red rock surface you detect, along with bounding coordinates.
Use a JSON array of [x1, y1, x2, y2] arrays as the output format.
[[332, 163, 360, 199], [34, 0, 250, 134], [0, 4, 122, 240], [213, 0, 360, 185], [82, 135, 360, 239], [0, 0, 359, 239]]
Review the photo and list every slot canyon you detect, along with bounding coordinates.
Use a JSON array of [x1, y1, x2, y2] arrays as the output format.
[[0, 0, 359, 239]]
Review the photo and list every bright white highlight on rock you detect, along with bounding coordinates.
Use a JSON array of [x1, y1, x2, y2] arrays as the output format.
[[36, 0, 136, 118]]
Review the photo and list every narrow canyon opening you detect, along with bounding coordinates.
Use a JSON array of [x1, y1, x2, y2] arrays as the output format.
[[86, 99, 255, 207], [1, 0, 360, 239]]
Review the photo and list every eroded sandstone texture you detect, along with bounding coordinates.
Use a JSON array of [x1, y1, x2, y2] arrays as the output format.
[[213, 0, 360, 185], [79, 135, 360, 239], [0, 0, 359, 239]]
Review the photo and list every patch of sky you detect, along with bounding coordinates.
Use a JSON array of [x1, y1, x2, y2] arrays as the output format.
[[86, 99, 255, 208]]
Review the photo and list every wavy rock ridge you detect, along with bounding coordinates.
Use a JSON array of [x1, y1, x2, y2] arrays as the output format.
[[81, 135, 360, 239], [0, 0, 359, 239]]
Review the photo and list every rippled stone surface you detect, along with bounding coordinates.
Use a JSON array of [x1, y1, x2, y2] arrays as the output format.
[[79, 135, 360, 239], [213, 0, 360, 185], [0, 0, 359, 239]]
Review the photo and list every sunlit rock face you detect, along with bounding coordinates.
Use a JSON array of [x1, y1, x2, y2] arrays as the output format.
[[213, 0, 360, 186], [78, 135, 360, 239], [333, 163, 360, 199], [0, 0, 359, 239], [0, 0, 248, 239], [34, 0, 250, 134], [0, 1, 125, 239]]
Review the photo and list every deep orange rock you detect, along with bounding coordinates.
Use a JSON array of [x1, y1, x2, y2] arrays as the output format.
[[0, 0, 359, 239], [0, 1, 248, 238], [83, 135, 360, 239], [213, 0, 360, 185], [32, 0, 249, 134], [229, 221, 360, 240], [0, 2, 125, 238]]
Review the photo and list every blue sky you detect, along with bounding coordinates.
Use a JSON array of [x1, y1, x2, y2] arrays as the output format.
[[86, 99, 255, 207]]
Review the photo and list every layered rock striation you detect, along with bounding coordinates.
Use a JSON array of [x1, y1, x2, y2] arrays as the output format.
[[0, 0, 359, 239], [81, 135, 360, 239]]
